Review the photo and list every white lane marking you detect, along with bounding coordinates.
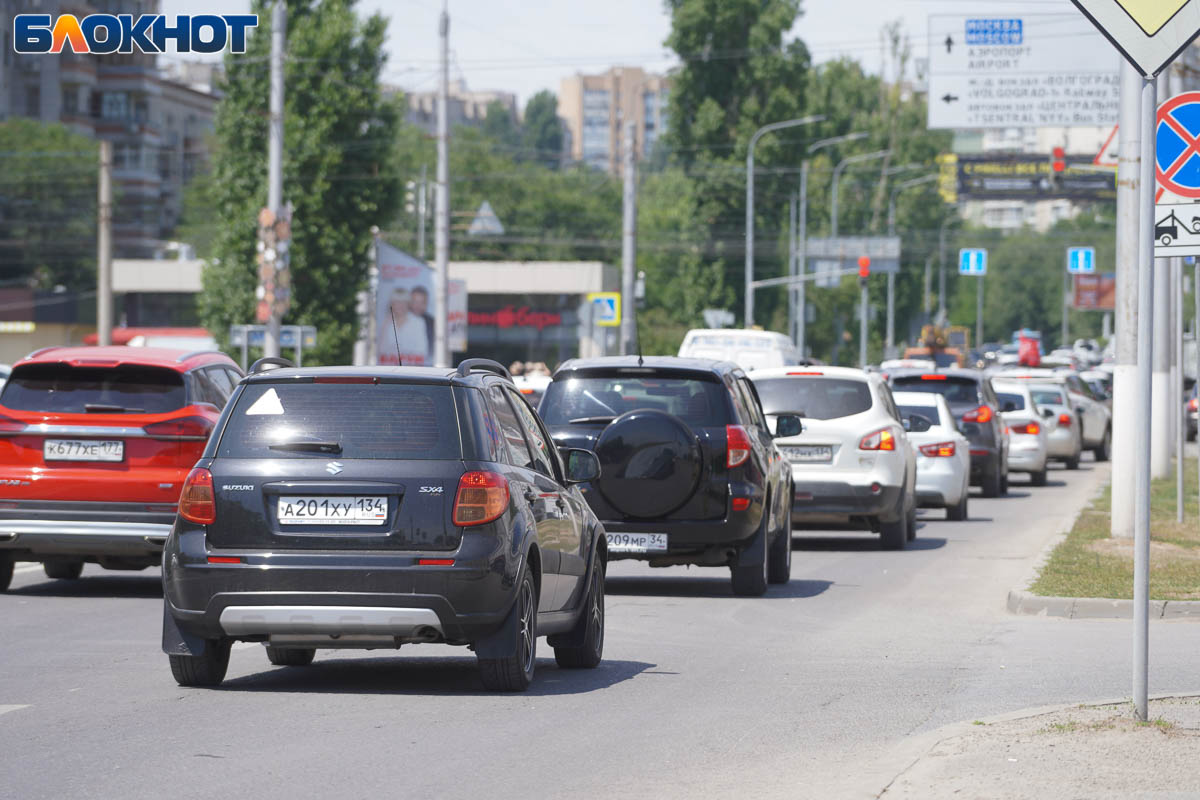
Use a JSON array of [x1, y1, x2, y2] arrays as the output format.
[[0, 705, 30, 717]]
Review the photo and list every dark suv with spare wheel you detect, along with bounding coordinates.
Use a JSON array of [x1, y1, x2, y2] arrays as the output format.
[[538, 357, 799, 596], [887, 368, 1009, 497], [161, 358, 607, 692]]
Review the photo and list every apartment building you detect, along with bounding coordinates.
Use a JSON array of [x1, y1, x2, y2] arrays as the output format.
[[398, 79, 520, 135], [558, 67, 669, 173], [0, 0, 219, 257]]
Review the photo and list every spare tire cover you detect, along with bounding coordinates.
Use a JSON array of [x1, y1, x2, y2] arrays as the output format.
[[594, 409, 702, 518]]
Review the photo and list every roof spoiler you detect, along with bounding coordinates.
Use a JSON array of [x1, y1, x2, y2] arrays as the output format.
[[249, 357, 295, 374], [456, 358, 511, 380]]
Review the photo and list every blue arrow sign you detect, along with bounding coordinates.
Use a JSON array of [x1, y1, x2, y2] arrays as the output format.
[[958, 248, 987, 276], [1067, 246, 1095, 274]]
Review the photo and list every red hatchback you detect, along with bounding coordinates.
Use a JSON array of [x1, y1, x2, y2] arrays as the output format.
[[0, 346, 242, 590]]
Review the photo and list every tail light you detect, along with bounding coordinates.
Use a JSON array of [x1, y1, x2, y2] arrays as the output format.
[[1190, 398, 1198, 412], [179, 467, 216, 525], [0, 414, 27, 434], [452, 470, 510, 526], [1012, 422, 1040, 435], [919, 441, 956, 457], [144, 416, 215, 441], [726, 424, 752, 468], [859, 427, 896, 451], [962, 405, 993, 423], [1058, 413, 1072, 426], [920, 374, 946, 380]]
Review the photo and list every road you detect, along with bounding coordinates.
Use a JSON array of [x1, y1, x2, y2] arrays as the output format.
[[3, 456, 1198, 799]]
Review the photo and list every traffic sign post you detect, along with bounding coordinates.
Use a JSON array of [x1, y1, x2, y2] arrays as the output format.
[[1064, 246, 1097, 344], [927, 14, 1119, 130], [957, 248, 988, 354]]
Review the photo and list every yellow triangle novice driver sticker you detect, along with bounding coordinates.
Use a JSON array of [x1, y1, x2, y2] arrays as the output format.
[[1114, 0, 1189, 35]]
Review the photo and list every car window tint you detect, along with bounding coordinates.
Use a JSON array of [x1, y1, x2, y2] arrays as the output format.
[[0, 363, 185, 414], [192, 370, 227, 407], [891, 377, 980, 405], [506, 388, 558, 479], [897, 404, 939, 426], [996, 392, 1025, 411], [207, 367, 234, 401], [486, 384, 535, 470], [752, 377, 872, 420], [737, 379, 767, 429], [217, 382, 460, 460], [539, 374, 729, 428], [1031, 389, 1066, 406]]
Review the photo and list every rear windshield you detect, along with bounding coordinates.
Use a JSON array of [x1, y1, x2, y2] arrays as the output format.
[[1031, 388, 1066, 406], [996, 392, 1025, 411], [0, 363, 185, 414], [539, 374, 728, 427], [753, 377, 873, 420], [217, 382, 460, 460], [891, 376, 979, 405]]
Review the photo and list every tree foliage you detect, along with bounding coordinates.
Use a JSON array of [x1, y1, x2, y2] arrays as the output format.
[[0, 120, 97, 289], [521, 90, 564, 168], [199, 0, 400, 364]]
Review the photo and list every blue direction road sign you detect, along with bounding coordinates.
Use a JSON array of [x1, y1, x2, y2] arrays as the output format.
[[1067, 246, 1096, 274], [958, 248, 987, 276]]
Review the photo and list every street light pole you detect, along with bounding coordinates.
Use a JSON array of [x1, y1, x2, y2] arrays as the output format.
[[744, 115, 823, 329], [830, 149, 890, 239]]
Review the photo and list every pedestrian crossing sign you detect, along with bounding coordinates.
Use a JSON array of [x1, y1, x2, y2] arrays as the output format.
[[588, 292, 621, 327]]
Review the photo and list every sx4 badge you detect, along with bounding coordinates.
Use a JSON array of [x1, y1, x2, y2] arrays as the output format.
[[13, 14, 258, 55]]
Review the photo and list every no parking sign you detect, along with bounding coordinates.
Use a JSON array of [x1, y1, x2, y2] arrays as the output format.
[[1154, 92, 1200, 257]]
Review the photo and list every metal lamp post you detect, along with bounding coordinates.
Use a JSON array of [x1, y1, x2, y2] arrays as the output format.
[[744, 115, 824, 329], [830, 150, 890, 239]]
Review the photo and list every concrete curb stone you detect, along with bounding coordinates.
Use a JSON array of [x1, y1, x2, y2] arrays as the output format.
[[1007, 588, 1200, 619]]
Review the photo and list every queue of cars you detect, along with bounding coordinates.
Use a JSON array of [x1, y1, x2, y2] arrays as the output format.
[[0, 338, 1106, 693]]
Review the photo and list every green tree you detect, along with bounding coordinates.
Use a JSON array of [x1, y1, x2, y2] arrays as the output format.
[[481, 100, 521, 154], [199, 0, 400, 364], [0, 120, 97, 289], [521, 90, 563, 168]]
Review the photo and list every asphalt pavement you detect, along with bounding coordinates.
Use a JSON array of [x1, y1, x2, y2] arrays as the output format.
[[4, 455, 1199, 799]]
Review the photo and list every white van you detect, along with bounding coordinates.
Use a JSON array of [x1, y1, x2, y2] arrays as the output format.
[[677, 328, 801, 371]]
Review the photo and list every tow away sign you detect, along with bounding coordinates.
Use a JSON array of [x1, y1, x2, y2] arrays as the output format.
[[927, 14, 1119, 129]]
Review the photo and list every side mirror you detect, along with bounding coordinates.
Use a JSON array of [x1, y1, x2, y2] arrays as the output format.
[[1002, 401, 1017, 413], [906, 413, 933, 433], [773, 413, 803, 438], [562, 448, 601, 484], [1041, 407, 1054, 419]]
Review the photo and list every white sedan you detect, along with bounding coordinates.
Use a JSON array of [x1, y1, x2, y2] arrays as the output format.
[[992, 381, 1051, 486], [752, 366, 918, 549], [892, 391, 970, 520]]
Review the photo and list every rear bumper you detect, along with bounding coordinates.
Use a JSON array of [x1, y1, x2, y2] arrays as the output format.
[[163, 528, 522, 645], [914, 458, 966, 508], [0, 506, 173, 559], [1045, 427, 1078, 459], [596, 484, 764, 562], [791, 482, 903, 521], [968, 447, 1001, 483]]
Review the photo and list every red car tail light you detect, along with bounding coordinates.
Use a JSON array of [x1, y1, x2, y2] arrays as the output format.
[[0, 414, 27, 434], [452, 471, 509, 526], [919, 441, 956, 457], [786, 371, 823, 376], [1190, 398, 1198, 412], [726, 424, 752, 468], [144, 416, 215, 441], [179, 468, 216, 525], [731, 497, 751, 512], [1011, 422, 1040, 435], [859, 427, 896, 451], [1058, 413, 1072, 426], [920, 374, 946, 381], [962, 405, 993, 423]]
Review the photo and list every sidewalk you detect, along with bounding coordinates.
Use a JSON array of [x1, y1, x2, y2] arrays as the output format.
[[881, 696, 1200, 799]]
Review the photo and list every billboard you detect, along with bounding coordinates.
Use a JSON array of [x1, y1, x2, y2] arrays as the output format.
[[375, 241, 467, 364], [1073, 273, 1116, 310], [938, 154, 1116, 202]]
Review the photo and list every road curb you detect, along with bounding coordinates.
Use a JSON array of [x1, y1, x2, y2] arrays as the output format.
[[1007, 588, 1200, 619]]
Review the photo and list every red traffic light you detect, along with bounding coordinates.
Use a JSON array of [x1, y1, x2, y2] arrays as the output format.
[[1052, 146, 1066, 173], [858, 256, 870, 278]]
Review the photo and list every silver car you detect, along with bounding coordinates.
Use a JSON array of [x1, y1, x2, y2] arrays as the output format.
[[1025, 383, 1083, 469], [992, 381, 1050, 486], [892, 391, 970, 521]]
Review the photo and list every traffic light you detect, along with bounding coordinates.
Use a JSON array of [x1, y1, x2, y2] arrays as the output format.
[[858, 256, 870, 287], [405, 180, 418, 215], [1049, 146, 1066, 192]]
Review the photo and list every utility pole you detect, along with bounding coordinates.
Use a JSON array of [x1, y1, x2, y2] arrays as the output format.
[[859, 267, 869, 368], [433, 0, 450, 367], [788, 192, 797, 347], [97, 140, 112, 346], [620, 120, 637, 355], [1112, 59, 1142, 539], [976, 274, 984, 354], [1062, 268, 1070, 347], [263, 0, 286, 359]]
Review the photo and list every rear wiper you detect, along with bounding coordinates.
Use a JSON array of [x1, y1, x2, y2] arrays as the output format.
[[269, 440, 343, 454], [568, 416, 616, 425], [84, 403, 143, 413]]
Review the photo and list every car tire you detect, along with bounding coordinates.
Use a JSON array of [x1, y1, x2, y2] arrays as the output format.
[[947, 492, 968, 521], [1031, 468, 1048, 487], [1000, 467, 1009, 495], [553, 562, 604, 669], [1065, 453, 1080, 470], [168, 638, 232, 688], [731, 515, 770, 597], [879, 494, 908, 550], [767, 504, 792, 585], [906, 505, 918, 542], [43, 559, 83, 581], [478, 569, 537, 691], [982, 467, 1002, 498], [0, 553, 12, 592], [1093, 427, 1111, 462], [265, 646, 316, 667]]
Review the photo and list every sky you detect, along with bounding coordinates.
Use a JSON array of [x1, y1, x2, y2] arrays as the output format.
[[161, 0, 1071, 106]]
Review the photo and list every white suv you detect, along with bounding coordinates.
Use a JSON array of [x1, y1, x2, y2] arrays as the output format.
[[751, 366, 917, 549]]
